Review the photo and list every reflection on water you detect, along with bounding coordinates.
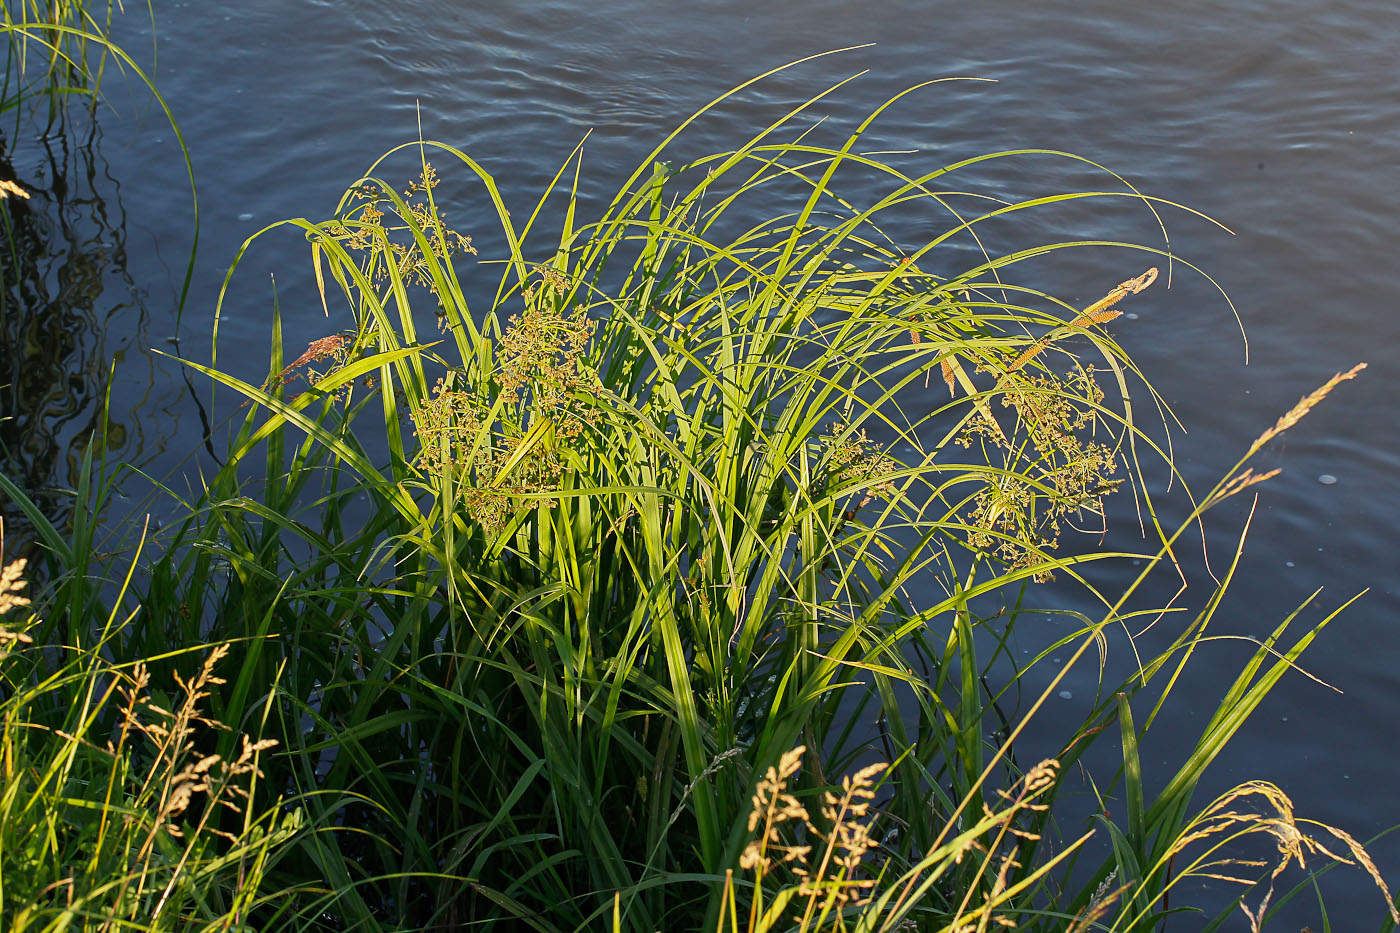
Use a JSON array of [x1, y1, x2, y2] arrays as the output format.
[[0, 119, 144, 540]]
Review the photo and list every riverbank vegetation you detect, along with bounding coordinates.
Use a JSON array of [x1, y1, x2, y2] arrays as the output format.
[[1, 18, 1394, 932]]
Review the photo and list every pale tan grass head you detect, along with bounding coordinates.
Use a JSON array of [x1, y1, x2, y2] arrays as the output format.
[[0, 557, 30, 617], [0, 525, 35, 657], [1208, 467, 1283, 506], [1250, 362, 1366, 455], [1170, 780, 1398, 931], [740, 746, 894, 927]]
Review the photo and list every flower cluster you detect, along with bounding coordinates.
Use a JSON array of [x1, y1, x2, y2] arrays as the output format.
[[413, 378, 567, 535], [494, 266, 602, 435], [324, 165, 477, 299], [411, 267, 600, 537], [820, 424, 900, 515], [963, 364, 1121, 581]]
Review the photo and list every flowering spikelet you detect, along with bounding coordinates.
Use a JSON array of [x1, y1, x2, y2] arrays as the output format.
[[1006, 267, 1154, 374], [0, 179, 29, 200], [0, 520, 34, 657], [0, 555, 34, 658], [1208, 467, 1282, 506], [0, 557, 30, 616], [801, 760, 886, 908], [1067, 869, 1123, 933], [738, 747, 895, 928], [741, 746, 810, 871], [1249, 362, 1366, 455], [1167, 780, 1398, 931]]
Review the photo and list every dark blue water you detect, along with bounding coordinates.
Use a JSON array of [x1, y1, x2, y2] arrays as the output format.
[[8, 0, 1399, 923]]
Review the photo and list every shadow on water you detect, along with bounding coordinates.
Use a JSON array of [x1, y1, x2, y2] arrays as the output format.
[[0, 115, 149, 544]]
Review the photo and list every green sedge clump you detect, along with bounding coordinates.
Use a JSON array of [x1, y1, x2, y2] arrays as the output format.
[[146, 62, 1393, 931]]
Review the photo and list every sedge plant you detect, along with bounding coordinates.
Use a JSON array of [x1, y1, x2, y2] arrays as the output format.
[[139, 61, 1397, 931]]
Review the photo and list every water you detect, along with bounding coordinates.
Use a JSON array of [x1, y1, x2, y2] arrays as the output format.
[[8, 0, 1400, 923]]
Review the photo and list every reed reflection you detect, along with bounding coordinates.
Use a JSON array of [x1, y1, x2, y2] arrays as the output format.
[[0, 121, 149, 541]]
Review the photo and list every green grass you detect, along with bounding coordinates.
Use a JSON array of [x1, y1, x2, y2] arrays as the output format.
[[0, 1, 151, 117], [0, 512, 299, 930], [2, 55, 1394, 932]]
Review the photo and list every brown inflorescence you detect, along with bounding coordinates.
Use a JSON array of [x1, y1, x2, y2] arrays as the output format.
[[266, 333, 354, 392]]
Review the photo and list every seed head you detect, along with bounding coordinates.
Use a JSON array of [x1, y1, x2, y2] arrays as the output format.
[[1250, 363, 1366, 455]]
